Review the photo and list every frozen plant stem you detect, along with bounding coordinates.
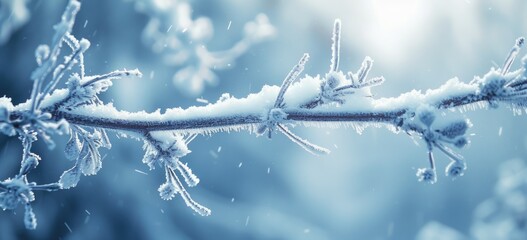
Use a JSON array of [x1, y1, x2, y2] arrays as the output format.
[[2, 0, 527, 229]]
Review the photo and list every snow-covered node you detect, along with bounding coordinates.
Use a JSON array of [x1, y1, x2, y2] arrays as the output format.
[[404, 105, 471, 182], [131, 0, 275, 96], [253, 53, 330, 155], [143, 131, 209, 216]]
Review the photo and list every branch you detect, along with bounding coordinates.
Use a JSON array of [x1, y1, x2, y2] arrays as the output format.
[[1, 0, 527, 229]]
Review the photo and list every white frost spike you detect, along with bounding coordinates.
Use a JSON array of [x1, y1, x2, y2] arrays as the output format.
[[64, 132, 82, 160], [142, 145, 158, 170], [176, 161, 200, 187], [52, 64, 65, 80], [357, 56, 373, 83], [35, 45, 50, 66], [79, 38, 90, 52], [99, 129, 111, 149], [330, 19, 341, 72], [170, 169, 211, 216], [63, 32, 80, 50], [59, 166, 81, 189], [158, 182, 178, 200], [82, 69, 142, 87], [359, 76, 385, 88], [274, 53, 310, 108], [24, 204, 37, 230], [502, 37, 524, 75], [277, 124, 330, 155]]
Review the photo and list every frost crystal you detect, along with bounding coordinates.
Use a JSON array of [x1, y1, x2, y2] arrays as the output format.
[[445, 160, 467, 178], [439, 121, 469, 139], [24, 204, 37, 230], [417, 106, 436, 127], [158, 182, 178, 200], [416, 168, 437, 184]]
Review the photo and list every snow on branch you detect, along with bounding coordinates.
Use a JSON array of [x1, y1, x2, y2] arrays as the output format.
[[2, 0, 527, 229]]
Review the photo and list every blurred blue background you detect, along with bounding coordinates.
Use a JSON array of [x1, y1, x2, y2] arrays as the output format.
[[1, 0, 527, 239]]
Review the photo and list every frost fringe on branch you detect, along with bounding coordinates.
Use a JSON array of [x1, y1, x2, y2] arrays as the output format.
[[131, 0, 275, 96], [2, 0, 527, 229]]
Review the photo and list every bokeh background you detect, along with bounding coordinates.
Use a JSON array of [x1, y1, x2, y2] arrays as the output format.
[[1, 0, 527, 239]]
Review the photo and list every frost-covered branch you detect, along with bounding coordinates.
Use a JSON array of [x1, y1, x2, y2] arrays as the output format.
[[2, 0, 527, 229]]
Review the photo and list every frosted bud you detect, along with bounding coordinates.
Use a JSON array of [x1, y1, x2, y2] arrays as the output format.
[[454, 137, 469, 148], [24, 204, 37, 230], [440, 120, 469, 139], [516, 37, 525, 48], [417, 107, 435, 127], [79, 38, 91, 52], [325, 71, 344, 89], [158, 182, 178, 200], [445, 161, 467, 178], [19, 155, 39, 176], [416, 168, 437, 184], [35, 45, 50, 65], [269, 108, 287, 123], [128, 68, 143, 78]]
